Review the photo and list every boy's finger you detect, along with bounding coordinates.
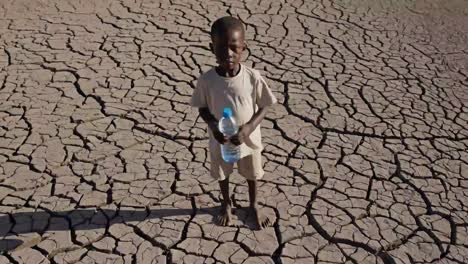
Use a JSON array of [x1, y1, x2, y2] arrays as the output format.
[[231, 138, 240, 145]]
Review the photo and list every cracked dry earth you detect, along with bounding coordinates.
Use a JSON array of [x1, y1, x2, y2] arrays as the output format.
[[0, 0, 467, 263]]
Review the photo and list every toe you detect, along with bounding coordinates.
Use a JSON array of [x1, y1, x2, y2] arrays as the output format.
[[223, 214, 231, 226]]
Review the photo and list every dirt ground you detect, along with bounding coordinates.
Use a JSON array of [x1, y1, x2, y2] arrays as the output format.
[[0, 0, 467, 263]]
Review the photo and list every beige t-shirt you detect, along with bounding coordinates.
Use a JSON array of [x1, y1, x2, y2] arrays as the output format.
[[191, 64, 277, 158]]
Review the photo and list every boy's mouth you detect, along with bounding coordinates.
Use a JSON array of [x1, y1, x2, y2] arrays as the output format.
[[224, 59, 236, 65], [218, 61, 235, 68]]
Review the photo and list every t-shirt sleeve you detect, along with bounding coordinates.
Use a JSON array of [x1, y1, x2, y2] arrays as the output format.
[[255, 72, 277, 108], [190, 77, 208, 108]]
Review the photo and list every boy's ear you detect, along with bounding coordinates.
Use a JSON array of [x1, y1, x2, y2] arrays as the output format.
[[243, 41, 247, 51]]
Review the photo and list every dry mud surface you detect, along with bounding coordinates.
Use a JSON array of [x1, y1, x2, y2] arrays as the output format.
[[0, 0, 467, 263]]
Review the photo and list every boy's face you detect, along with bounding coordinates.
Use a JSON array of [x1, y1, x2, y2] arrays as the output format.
[[211, 28, 245, 72]]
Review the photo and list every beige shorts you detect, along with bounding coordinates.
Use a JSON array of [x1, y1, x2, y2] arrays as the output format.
[[210, 147, 264, 181]]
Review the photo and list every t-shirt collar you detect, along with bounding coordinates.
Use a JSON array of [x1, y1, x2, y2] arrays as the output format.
[[215, 64, 243, 81]]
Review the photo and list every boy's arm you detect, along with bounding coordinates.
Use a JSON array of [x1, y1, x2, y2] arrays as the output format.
[[199, 108, 228, 144], [230, 105, 270, 146], [230, 70, 277, 146]]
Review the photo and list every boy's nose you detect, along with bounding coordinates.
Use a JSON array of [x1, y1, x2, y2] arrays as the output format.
[[227, 48, 234, 58]]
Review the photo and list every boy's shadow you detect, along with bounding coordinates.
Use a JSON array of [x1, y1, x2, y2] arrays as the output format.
[[0, 239, 23, 252], [0, 205, 274, 252], [231, 206, 258, 229]]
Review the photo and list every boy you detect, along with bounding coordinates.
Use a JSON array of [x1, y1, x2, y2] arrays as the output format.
[[191, 16, 277, 230]]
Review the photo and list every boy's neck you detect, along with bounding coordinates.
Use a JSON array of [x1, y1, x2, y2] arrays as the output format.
[[216, 64, 241, 77]]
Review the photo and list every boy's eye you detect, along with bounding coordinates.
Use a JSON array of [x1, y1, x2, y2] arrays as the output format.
[[229, 45, 243, 51], [232, 45, 243, 50], [214, 43, 243, 53]]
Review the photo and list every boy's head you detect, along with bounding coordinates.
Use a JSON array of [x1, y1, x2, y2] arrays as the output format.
[[210, 16, 246, 72]]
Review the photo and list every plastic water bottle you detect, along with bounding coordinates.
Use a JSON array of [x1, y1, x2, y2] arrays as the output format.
[[218, 107, 240, 163]]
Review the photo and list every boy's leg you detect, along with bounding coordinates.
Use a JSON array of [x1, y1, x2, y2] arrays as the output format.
[[239, 151, 271, 229], [210, 146, 234, 226], [247, 179, 271, 229], [218, 177, 232, 226]]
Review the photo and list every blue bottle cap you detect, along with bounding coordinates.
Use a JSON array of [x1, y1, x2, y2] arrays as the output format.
[[222, 107, 233, 118]]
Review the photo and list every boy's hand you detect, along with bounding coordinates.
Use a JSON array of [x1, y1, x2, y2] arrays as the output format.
[[208, 121, 228, 144], [213, 128, 229, 144], [231, 123, 254, 146]]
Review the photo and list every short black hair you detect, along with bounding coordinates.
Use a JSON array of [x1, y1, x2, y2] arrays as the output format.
[[210, 16, 245, 39]]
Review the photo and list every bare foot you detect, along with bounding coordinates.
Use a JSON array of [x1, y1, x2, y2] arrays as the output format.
[[217, 204, 232, 226], [250, 207, 272, 230]]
